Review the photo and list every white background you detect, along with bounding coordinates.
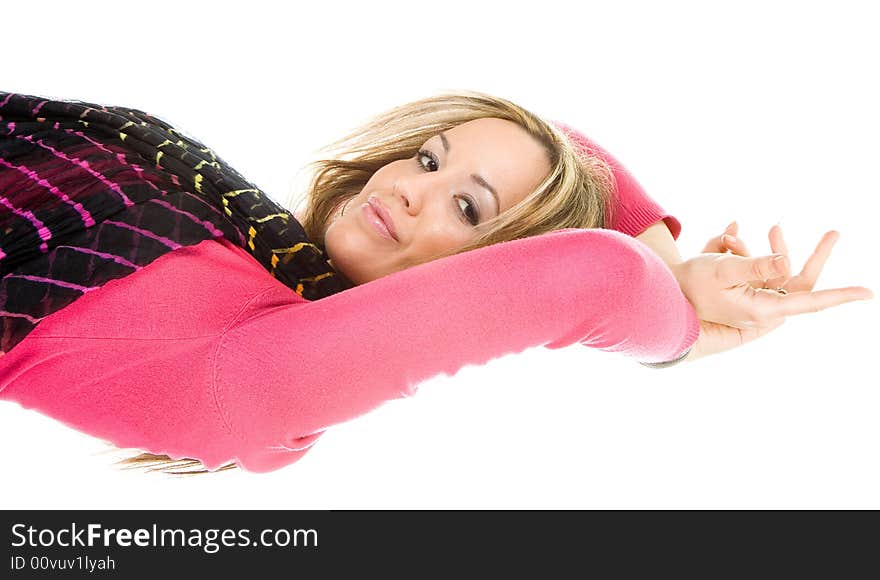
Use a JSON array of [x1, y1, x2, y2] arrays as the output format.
[[1, 0, 877, 509]]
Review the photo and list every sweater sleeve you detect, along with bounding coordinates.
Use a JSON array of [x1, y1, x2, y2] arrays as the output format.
[[214, 228, 700, 472], [551, 120, 682, 240]]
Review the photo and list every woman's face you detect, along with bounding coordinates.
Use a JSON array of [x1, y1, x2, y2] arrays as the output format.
[[323, 117, 552, 284]]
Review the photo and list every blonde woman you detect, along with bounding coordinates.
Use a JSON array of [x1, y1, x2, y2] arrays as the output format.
[[0, 90, 871, 474]]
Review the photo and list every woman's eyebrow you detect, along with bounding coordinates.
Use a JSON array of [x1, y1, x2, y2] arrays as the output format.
[[439, 131, 501, 215]]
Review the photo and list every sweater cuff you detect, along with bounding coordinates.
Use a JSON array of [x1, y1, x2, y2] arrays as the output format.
[[639, 307, 700, 367], [638, 346, 692, 368], [616, 205, 683, 241]]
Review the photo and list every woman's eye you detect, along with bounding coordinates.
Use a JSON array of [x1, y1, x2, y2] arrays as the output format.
[[416, 148, 480, 226], [456, 196, 479, 226], [416, 150, 438, 171]]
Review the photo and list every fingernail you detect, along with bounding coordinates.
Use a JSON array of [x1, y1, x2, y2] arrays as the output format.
[[726, 221, 736, 230], [723, 234, 737, 244]]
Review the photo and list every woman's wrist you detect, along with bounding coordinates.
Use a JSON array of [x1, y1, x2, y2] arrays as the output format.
[[683, 340, 702, 362]]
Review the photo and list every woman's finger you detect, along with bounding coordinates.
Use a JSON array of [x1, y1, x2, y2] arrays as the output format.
[[702, 221, 741, 254], [703, 235, 727, 254], [721, 234, 752, 257], [721, 221, 750, 256], [718, 223, 773, 288], [725, 220, 738, 237], [796, 230, 839, 290], [763, 224, 790, 290], [766, 285, 874, 317], [768, 224, 789, 256]]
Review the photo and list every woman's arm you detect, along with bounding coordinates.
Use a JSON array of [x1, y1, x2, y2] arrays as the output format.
[[552, 121, 682, 242], [0, 228, 699, 474], [214, 228, 700, 472], [635, 221, 683, 266]]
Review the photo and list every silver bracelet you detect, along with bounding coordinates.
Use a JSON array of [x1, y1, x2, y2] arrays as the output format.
[[638, 346, 692, 369]]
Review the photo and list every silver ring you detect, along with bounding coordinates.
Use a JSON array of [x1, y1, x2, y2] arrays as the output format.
[[776, 287, 788, 295]]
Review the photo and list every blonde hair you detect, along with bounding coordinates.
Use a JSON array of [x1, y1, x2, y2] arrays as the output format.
[[116, 89, 616, 476]]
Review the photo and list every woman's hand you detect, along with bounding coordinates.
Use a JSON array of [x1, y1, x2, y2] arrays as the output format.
[[677, 221, 873, 361], [670, 222, 873, 331]]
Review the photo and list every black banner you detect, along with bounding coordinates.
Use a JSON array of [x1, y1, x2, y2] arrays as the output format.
[[0, 510, 875, 576]]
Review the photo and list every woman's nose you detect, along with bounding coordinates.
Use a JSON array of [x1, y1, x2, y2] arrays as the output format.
[[395, 172, 452, 216], [394, 179, 417, 215]]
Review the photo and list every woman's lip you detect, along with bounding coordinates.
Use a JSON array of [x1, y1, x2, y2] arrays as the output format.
[[364, 196, 399, 241], [361, 200, 398, 242]]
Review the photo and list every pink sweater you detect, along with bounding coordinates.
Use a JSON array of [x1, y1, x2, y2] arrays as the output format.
[[0, 129, 699, 473]]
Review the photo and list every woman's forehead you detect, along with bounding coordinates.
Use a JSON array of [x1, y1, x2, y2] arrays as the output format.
[[439, 118, 551, 210]]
